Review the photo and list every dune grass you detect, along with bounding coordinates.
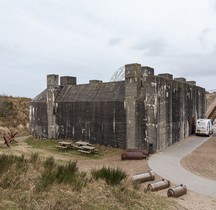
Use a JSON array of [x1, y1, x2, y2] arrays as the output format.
[[0, 153, 180, 210]]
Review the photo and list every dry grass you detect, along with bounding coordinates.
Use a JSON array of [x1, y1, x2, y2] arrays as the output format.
[[0, 153, 182, 210], [206, 92, 216, 109], [0, 95, 31, 136]]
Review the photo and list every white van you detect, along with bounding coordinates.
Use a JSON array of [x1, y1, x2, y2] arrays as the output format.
[[195, 119, 213, 136]]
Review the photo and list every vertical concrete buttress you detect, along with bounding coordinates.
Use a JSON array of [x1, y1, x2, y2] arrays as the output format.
[[47, 74, 59, 138], [125, 63, 142, 149]]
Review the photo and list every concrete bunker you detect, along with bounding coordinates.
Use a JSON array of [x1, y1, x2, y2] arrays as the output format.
[[30, 63, 206, 153]]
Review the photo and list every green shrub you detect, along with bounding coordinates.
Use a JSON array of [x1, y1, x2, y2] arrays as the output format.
[[91, 167, 127, 185], [0, 98, 13, 117], [37, 170, 56, 191], [15, 154, 28, 171], [36, 157, 56, 191], [56, 161, 78, 183], [37, 158, 87, 191], [0, 154, 28, 174], [43, 156, 56, 171], [30, 153, 39, 164], [0, 154, 15, 174]]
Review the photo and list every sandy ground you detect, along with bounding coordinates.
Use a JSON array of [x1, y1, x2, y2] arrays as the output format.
[[181, 136, 216, 181], [1, 136, 216, 210]]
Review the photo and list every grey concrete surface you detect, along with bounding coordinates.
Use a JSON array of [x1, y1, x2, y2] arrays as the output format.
[[148, 135, 216, 198]]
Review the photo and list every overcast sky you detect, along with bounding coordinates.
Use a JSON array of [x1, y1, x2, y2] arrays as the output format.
[[1, 0, 216, 98]]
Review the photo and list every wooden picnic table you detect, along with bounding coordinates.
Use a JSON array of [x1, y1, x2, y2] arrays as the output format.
[[75, 141, 92, 146], [57, 141, 72, 149], [56, 140, 97, 154], [78, 145, 97, 154]]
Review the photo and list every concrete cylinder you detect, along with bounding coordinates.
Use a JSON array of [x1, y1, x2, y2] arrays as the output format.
[[147, 179, 170, 191], [121, 152, 146, 160], [167, 184, 187, 197], [127, 149, 149, 155], [132, 170, 155, 183]]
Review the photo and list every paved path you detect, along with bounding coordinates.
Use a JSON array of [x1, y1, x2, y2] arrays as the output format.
[[148, 135, 216, 198]]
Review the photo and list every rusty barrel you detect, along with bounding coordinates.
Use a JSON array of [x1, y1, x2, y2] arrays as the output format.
[[147, 179, 170, 191], [167, 184, 187, 198], [121, 152, 146, 160], [132, 170, 155, 183], [127, 149, 149, 156]]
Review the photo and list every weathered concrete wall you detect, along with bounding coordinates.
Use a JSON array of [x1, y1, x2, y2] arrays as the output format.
[[29, 90, 48, 138], [142, 75, 205, 152], [55, 82, 126, 148]]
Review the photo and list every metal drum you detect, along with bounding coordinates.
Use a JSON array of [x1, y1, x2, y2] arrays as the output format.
[[147, 179, 170, 191], [167, 184, 187, 197], [132, 170, 155, 183], [121, 152, 146, 160], [127, 149, 149, 156]]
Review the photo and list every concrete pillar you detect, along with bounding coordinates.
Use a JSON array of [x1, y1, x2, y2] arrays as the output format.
[[89, 80, 103, 84], [158, 73, 173, 80], [47, 74, 59, 88], [174, 77, 186, 83], [187, 81, 196, 86], [60, 76, 76, 86], [47, 74, 59, 139], [143, 76, 158, 153], [125, 63, 141, 149], [141, 66, 154, 76]]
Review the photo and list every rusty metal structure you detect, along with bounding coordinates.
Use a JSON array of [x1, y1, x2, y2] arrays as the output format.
[[127, 149, 149, 156], [147, 179, 170, 191], [167, 184, 187, 198], [121, 152, 146, 160], [30, 63, 206, 153], [2, 131, 18, 147], [132, 170, 155, 183]]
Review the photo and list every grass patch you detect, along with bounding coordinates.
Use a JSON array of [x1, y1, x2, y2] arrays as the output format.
[[56, 161, 78, 183], [37, 157, 87, 192], [0, 154, 28, 174], [24, 137, 58, 149], [30, 152, 40, 164], [91, 166, 127, 186], [24, 137, 110, 160]]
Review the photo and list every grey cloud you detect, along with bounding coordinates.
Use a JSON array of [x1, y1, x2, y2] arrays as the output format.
[[108, 37, 123, 47], [171, 48, 216, 78], [0, 1, 216, 97], [199, 28, 212, 48], [213, 1, 216, 12], [131, 37, 167, 56]]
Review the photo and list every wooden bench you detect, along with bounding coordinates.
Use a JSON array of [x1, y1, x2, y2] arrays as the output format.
[[72, 145, 83, 150], [77, 149, 91, 154], [75, 141, 92, 146], [56, 145, 68, 149]]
